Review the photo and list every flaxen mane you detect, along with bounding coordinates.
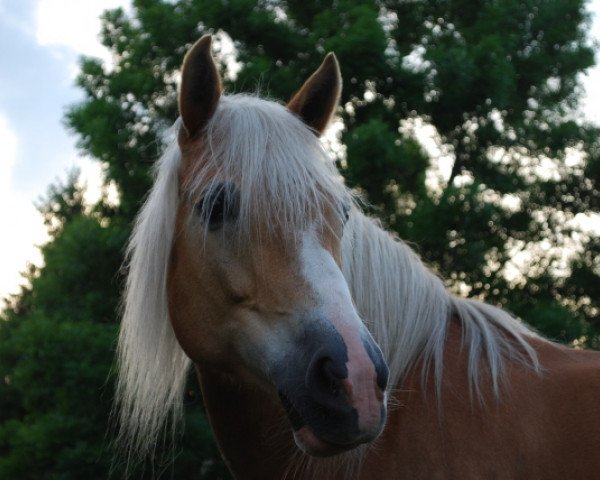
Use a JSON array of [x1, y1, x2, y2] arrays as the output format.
[[116, 93, 540, 465]]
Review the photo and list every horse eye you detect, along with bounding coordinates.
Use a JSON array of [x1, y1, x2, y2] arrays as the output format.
[[195, 182, 240, 230]]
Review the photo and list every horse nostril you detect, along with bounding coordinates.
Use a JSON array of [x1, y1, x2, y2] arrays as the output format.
[[306, 353, 349, 402], [321, 359, 343, 396]]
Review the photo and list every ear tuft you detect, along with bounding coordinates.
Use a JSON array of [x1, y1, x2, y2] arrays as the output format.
[[287, 53, 342, 136], [179, 35, 223, 138]]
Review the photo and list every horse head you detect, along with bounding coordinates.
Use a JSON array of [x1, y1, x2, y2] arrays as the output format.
[[167, 35, 388, 456]]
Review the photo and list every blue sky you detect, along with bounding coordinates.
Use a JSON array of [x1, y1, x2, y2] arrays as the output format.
[[0, 0, 129, 298], [0, 0, 599, 300]]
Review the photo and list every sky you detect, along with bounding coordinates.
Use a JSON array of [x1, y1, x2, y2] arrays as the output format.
[[0, 0, 130, 300], [0, 0, 599, 302]]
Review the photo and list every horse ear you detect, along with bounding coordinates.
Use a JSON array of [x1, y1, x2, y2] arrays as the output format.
[[287, 53, 342, 136], [179, 35, 222, 138]]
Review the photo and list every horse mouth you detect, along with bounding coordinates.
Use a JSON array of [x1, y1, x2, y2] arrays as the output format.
[[292, 425, 355, 457], [278, 391, 367, 457]]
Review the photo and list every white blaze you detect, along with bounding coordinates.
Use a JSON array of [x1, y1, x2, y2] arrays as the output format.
[[300, 228, 385, 433]]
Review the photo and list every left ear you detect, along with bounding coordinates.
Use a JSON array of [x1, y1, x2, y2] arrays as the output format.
[[179, 35, 222, 138], [287, 53, 342, 136]]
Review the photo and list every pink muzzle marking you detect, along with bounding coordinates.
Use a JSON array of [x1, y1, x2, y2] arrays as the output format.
[[331, 317, 385, 435]]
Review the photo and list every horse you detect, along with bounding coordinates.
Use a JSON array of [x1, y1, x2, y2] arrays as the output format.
[[116, 35, 600, 479]]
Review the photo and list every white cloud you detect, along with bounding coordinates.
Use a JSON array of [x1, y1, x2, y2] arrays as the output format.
[[35, 0, 130, 64], [0, 114, 46, 299]]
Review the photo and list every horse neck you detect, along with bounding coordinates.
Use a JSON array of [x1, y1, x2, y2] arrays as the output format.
[[197, 367, 297, 479], [342, 212, 541, 399], [198, 367, 365, 480]]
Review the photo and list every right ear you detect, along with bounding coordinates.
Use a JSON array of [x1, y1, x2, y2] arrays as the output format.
[[179, 35, 222, 138], [287, 53, 342, 135]]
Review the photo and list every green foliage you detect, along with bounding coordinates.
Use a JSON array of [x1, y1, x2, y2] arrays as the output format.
[[345, 119, 429, 206], [2, 0, 599, 477], [0, 179, 120, 477], [29, 215, 126, 323], [0, 177, 226, 478], [0, 316, 115, 479], [36, 169, 86, 236]]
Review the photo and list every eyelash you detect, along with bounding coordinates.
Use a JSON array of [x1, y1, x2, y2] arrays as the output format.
[[195, 183, 240, 230]]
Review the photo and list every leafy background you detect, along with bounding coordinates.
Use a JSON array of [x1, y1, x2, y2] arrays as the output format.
[[1, 0, 599, 477]]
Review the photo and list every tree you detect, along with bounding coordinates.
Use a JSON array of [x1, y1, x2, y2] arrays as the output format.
[[0, 176, 121, 478], [68, 0, 599, 343], [2, 0, 598, 477], [0, 176, 228, 478]]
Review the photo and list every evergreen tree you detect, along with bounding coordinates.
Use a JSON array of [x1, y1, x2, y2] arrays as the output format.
[[0, 176, 227, 478]]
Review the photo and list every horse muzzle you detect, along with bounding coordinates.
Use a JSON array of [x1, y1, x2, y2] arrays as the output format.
[[273, 318, 389, 456]]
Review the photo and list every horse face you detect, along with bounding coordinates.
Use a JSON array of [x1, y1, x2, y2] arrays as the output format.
[[168, 177, 388, 455], [167, 35, 388, 456]]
